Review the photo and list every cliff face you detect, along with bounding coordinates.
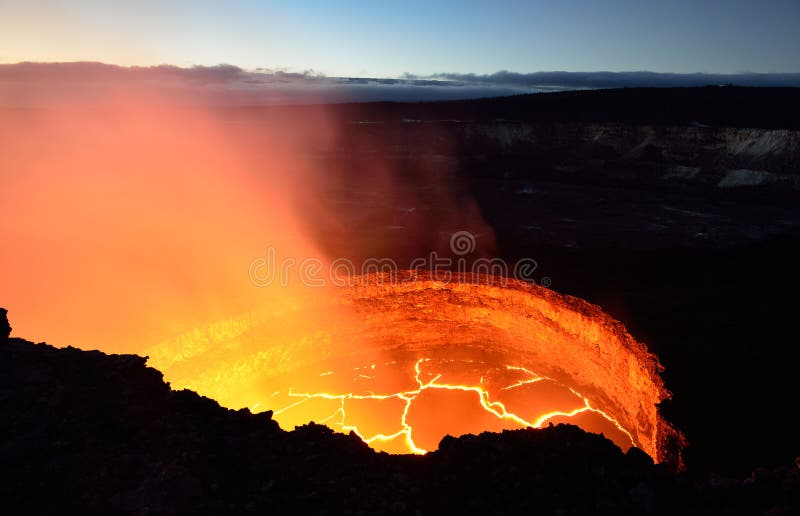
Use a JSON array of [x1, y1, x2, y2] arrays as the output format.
[[452, 122, 800, 184], [298, 118, 800, 254], [329, 118, 800, 190]]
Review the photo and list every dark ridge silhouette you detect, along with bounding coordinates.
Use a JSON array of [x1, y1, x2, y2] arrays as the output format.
[[1, 312, 798, 515], [236, 86, 800, 129], [0, 308, 10, 339]]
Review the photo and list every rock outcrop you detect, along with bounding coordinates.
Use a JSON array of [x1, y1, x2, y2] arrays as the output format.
[[1, 307, 10, 339], [1, 311, 798, 515]]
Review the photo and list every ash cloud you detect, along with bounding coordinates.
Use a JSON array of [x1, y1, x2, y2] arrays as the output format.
[[2, 62, 799, 106]]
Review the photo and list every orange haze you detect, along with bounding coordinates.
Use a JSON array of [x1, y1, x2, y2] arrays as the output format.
[[0, 93, 337, 351]]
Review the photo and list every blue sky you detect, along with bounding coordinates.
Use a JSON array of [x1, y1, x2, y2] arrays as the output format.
[[1, 0, 799, 76]]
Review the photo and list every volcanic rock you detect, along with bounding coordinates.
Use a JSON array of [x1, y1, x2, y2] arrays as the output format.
[[1, 307, 10, 339], [1, 311, 798, 515]]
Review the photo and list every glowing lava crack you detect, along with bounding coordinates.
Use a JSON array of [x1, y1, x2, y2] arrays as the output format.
[[145, 271, 683, 465], [275, 358, 636, 456]]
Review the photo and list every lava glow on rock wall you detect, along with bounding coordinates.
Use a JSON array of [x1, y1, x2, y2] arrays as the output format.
[[146, 271, 681, 464]]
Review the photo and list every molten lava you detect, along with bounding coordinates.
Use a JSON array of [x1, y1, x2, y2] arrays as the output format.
[[146, 271, 681, 464]]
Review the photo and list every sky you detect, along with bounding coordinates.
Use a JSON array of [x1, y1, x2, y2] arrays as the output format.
[[2, 0, 799, 77]]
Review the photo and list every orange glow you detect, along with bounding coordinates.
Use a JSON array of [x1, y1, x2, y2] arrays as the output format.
[[145, 272, 681, 464], [0, 95, 340, 352]]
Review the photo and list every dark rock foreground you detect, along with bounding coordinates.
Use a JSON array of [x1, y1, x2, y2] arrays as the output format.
[[1, 311, 798, 515]]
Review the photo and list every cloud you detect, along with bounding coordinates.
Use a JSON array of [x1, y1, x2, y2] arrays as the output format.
[[0, 62, 532, 105], [0, 61, 246, 84], [1, 62, 799, 106], [412, 70, 800, 89]]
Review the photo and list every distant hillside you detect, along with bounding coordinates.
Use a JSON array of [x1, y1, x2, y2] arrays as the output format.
[[247, 87, 800, 129]]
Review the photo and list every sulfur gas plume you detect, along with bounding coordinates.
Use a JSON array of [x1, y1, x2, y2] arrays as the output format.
[[0, 89, 347, 351]]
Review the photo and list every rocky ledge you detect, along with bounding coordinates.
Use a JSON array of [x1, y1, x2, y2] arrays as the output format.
[[0, 309, 798, 515]]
